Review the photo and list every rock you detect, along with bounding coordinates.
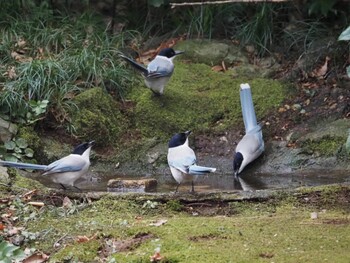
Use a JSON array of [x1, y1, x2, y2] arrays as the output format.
[[175, 39, 248, 66], [0, 117, 17, 143], [297, 119, 350, 143], [0, 166, 10, 184], [107, 178, 157, 193], [345, 129, 350, 155]]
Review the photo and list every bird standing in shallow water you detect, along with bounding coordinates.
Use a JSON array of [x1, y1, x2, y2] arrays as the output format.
[[120, 47, 184, 95], [233, 83, 264, 178], [167, 131, 216, 193], [0, 141, 94, 190]]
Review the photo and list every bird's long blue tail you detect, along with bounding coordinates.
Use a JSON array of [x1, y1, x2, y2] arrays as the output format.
[[119, 54, 148, 75], [240, 83, 258, 133], [0, 160, 47, 170], [189, 165, 216, 175]]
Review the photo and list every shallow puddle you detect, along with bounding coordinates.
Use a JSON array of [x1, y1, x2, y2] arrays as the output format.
[[76, 170, 350, 193]]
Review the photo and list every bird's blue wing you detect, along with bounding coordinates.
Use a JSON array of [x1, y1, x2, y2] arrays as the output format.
[[43, 155, 86, 175], [147, 57, 174, 78], [168, 155, 196, 174]]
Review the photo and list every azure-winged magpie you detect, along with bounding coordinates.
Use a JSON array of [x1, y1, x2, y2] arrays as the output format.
[[167, 131, 216, 193], [120, 48, 184, 95], [0, 141, 94, 190], [233, 83, 264, 178]]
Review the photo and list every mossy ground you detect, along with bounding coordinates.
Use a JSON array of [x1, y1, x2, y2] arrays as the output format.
[[2, 183, 348, 263], [125, 61, 285, 140]]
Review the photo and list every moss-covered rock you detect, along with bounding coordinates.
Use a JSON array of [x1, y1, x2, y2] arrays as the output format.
[[127, 62, 286, 141], [298, 119, 350, 157], [175, 39, 248, 65], [71, 87, 128, 147]]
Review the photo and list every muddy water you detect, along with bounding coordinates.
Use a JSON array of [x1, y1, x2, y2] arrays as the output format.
[[77, 170, 350, 193]]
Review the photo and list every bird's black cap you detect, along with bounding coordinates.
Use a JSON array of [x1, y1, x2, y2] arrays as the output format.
[[73, 141, 95, 155], [168, 131, 191, 148]]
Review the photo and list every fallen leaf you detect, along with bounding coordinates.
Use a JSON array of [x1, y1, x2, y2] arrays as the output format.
[[259, 252, 274, 258], [8, 226, 24, 236], [211, 65, 224, 72], [22, 189, 38, 200], [313, 56, 330, 78], [150, 252, 163, 262], [7, 66, 17, 79], [23, 252, 49, 263], [76, 236, 90, 243], [16, 39, 26, 48], [62, 196, 72, 208], [75, 233, 97, 243], [0, 223, 5, 230]]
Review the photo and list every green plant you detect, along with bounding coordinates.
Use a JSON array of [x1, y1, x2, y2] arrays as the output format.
[[0, 8, 135, 125], [236, 3, 276, 56], [142, 200, 159, 209], [0, 240, 26, 263], [307, 0, 338, 17], [0, 138, 34, 162]]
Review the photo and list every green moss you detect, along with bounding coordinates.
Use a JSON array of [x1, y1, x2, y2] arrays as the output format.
[[71, 87, 128, 147], [303, 136, 344, 156], [17, 126, 41, 151], [51, 240, 100, 263], [127, 62, 285, 140], [15, 186, 349, 262], [11, 171, 48, 191]]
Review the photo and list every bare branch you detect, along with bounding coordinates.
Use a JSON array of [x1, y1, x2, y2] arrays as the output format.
[[170, 0, 290, 8]]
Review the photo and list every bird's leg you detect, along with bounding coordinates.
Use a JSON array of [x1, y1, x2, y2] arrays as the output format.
[[60, 184, 67, 190], [190, 181, 195, 193], [73, 185, 82, 192], [174, 183, 180, 194]]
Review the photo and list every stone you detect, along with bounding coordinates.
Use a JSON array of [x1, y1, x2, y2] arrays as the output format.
[[0, 166, 10, 184], [0, 117, 17, 143], [107, 178, 157, 193], [346, 129, 350, 155], [175, 39, 248, 66]]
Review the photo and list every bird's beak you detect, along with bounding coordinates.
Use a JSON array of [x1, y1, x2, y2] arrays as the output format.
[[185, 130, 192, 137], [88, 141, 95, 147], [175, 50, 184, 56]]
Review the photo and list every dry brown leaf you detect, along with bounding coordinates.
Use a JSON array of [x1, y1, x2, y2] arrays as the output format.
[[0, 223, 5, 230], [22, 189, 38, 201], [313, 56, 330, 78], [150, 252, 163, 262], [16, 39, 26, 48], [23, 252, 49, 263], [211, 65, 224, 72], [76, 233, 97, 243], [76, 236, 90, 243]]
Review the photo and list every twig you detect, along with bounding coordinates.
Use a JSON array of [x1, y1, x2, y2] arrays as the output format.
[[170, 0, 290, 8], [53, 233, 69, 249]]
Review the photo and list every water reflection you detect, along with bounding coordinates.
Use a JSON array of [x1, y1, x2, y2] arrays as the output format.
[[75, 170, 350, 193]]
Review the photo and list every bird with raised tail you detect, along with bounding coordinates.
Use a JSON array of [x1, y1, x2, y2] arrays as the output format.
[[233, 83, 264, 177], [0, 141, 94, 190], [167, 131, 216, 193], [120, 47, 184, 95]]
